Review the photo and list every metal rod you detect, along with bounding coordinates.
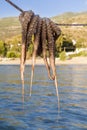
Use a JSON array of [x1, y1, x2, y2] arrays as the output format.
[[5, 0, 24, 13], [56, 23, 87, 26]]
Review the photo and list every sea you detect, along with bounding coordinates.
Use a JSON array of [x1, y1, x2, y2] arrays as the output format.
[[0, 65, 87, 130]]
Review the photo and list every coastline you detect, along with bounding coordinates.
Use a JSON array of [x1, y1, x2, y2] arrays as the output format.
[[0, 57, 87, 65]]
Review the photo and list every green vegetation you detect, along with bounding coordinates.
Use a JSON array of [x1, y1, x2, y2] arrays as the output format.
[[59, 51, 66, 61], [0, 41, 7, 57], [69, 51, 87, 59], [7, 51, 20, 58], [0, 11, 87, 58], [27, 43, 34, 59]]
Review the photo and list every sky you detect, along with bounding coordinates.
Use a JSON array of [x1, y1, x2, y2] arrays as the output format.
[[0, 0, 87, 18]]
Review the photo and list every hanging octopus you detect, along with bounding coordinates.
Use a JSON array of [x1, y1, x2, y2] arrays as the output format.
[[19, 11, 61, 109], [5, 0, 61, 110]]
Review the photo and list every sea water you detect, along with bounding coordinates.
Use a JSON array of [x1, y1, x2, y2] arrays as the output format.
[[0, 65, 87, 130]]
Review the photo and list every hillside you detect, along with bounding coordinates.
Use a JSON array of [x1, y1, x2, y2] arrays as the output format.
[[51, 12, 87, 23], [0, 17, 21, 40], [0, 12, 87, 46], [52, 12, 87, 46]]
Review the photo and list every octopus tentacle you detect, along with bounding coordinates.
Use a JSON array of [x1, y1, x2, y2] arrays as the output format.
[[46, 18, 55, 79], [46, 18, 60, 110], [49, 20, 61, 38], [27, 14, 39, 49], [19, 11, 34, 84], [42, 18, 52, 80], [19, 16, 28, 90], [30, 17, 42, 96]]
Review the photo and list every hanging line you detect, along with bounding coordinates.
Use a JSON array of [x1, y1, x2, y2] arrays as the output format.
[[56, 23, 87, 26]]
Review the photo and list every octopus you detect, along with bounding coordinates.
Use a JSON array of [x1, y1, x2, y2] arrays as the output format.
[[5, 0, 61, 110], [19, 11, 61, 110]]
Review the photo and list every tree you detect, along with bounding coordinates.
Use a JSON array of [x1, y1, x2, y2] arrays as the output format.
[[56, 34, 76, 54], [55, 34, 63, 57], [0, 40, 7, 57]]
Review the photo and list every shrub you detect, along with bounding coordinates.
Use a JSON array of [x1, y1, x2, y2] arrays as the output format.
[[59, 51, 66, 61], [7, 51, 20, 58], [78, 51, 87, 57], [27, 43, 33, 59], [0, 41, 7, 57], [69, 51, 87, 58]]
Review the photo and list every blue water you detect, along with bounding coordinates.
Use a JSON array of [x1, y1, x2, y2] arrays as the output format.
[[0, 65, 87, 130]]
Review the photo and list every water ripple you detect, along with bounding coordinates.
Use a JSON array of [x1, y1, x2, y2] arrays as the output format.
[[0, 65, 87, 130]]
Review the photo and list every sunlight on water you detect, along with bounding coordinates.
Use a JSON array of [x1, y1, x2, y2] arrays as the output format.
[[0, 65, 87, 130]]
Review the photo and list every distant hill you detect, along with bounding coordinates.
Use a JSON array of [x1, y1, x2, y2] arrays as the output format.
[[51, 12, 87, 46], [0, 17, 21, 40], [51, 11, 87, 23], [0, 11, 87, 46]]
